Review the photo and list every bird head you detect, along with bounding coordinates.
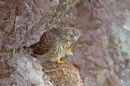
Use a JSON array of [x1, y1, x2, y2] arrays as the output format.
[[62, 27, 81, 42]]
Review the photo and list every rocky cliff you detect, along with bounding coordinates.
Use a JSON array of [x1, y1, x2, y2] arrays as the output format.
[[0, 0, 130, 86]]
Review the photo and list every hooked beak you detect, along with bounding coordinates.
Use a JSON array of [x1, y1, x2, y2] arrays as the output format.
[[74, 36, 77, 42]]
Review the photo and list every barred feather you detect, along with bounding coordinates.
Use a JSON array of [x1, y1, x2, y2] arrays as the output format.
[[23, 27, 80, 62]]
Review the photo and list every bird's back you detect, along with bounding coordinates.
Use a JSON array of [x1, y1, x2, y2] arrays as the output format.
[[24, 27, 63, 55]]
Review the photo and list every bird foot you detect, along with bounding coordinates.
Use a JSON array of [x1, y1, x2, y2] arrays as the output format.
[[57, 60, 64, 64]]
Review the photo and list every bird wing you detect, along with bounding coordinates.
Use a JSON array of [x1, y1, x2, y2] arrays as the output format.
[[28, 28, 62, 55]]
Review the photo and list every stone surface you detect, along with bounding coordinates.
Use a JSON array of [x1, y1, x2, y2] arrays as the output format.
[[0, 0, 130, 86], [0, 0, 23, 20], [42, 60, 83, 86]]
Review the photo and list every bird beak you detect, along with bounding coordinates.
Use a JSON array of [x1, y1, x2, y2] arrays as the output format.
[[74, 36, 77, 42]]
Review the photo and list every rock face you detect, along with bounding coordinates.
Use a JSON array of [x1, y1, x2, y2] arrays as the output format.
[[42, 60, 83, 86], [0, 0, 130, 86], [0, 0, 23, 20]]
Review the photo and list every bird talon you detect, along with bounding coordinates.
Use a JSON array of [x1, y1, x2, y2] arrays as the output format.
[[57, 60, 64, 64]]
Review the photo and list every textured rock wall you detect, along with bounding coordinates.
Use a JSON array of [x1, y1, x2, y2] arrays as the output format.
[[0, 0, 50, 85], [67, 0, 130, 86], [0, 0, 82, 86], [0, 0, 130, 86]]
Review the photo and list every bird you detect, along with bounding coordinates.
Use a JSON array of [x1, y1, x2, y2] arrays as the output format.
[[23, 27, 80, 63]]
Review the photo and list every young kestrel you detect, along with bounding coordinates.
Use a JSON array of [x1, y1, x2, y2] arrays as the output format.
[[23, 27, 80, 63]]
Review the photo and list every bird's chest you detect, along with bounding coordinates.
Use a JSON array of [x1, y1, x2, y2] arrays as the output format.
[[57, 42, 71, 55]]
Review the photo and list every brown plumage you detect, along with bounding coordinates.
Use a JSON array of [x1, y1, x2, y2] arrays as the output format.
[[23, 27, 80, 63]]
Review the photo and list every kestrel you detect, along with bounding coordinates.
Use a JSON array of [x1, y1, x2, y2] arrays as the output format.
[[23, 27, 80, 63]]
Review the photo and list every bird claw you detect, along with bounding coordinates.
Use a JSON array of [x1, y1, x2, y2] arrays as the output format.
[[57, 60, 64, 64]]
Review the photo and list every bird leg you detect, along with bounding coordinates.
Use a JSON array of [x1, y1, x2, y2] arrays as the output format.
[[57, 59, 64, 64], [57, 45, 73, 64]]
